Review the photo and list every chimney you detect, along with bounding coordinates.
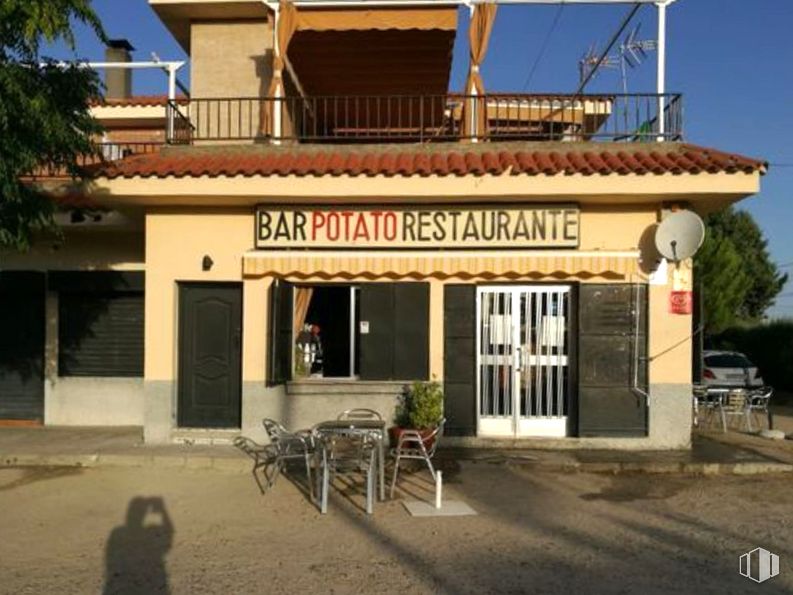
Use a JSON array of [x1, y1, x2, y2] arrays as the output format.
[[104, 39, 135, 99]]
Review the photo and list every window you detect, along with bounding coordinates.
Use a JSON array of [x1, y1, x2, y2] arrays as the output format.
[[704, 353, 753, 369], [51, 272, 144, 378], [269, 281, 429, 384], [295, 286, 359, 378]]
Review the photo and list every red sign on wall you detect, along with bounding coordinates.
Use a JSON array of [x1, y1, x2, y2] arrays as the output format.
[[669, 291, 693, 315]]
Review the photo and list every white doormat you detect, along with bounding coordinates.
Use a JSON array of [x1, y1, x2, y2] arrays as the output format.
[[402, 500, 477, 517]]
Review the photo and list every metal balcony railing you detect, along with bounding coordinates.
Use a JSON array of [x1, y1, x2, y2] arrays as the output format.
[[29, 142, 163, 178], [166, 93, 682, 144]]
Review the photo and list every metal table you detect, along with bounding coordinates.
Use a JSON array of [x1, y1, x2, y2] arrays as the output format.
[[693, 386, 754, 432], [313, 419, 386, 505]]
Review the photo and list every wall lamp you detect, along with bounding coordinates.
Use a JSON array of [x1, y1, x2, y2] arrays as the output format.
[[202, 255, 214, 271]]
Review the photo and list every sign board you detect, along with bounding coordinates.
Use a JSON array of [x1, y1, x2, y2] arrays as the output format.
[[669, 291, 693, 315], [255, 205, 580, 250]]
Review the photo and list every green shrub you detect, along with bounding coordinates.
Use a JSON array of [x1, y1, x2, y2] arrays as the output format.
[[395, 380, 444, 429]]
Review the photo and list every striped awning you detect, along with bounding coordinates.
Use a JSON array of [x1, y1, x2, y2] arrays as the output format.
[[242, 251, 640, 281]]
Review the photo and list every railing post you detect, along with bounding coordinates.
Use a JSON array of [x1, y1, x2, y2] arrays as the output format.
[[656, 0, 670, 141], [273, 96, 282, 144], [166, 101, 174, 144], [167, 64, 177, 101], [470, 87, 479, 143], [272, 1, 282, 145]]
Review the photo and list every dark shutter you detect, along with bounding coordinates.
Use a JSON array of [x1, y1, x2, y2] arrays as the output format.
[[443, 285, 476, 436], [268, 279, 294, 385], [577, 284, 648, 437], [393, 283, 430, 380], [58, 292, 144, 377], [0, 272, 45, 420], [359, 284, 395, 380], [360, 283, 429, 381]]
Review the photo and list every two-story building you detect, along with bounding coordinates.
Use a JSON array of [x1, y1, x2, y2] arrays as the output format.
[[1, 0, 766, 449]]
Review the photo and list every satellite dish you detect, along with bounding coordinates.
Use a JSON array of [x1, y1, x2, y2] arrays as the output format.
[[654, 210, 705, 261]]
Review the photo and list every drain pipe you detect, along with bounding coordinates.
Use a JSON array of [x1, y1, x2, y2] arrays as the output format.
[[632, 283, 649, 402]]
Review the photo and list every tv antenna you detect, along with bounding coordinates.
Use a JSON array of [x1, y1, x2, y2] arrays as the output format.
[[578, 44, 620, 87], [579, 24, 658, 94]]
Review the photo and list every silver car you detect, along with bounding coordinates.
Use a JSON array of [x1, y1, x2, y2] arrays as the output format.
[[702, 350, 764, 388]]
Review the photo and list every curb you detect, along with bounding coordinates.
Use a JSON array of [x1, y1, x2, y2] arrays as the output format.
[[0, 453, 252, 474], [504, 459, 793, 475], [3, 452, 792, 476]]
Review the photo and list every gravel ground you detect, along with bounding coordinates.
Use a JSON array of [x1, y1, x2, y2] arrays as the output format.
[[0, 462, 791, 594]]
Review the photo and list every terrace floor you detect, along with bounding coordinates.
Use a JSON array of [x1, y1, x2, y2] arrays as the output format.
[[2, 459, 792, 594]]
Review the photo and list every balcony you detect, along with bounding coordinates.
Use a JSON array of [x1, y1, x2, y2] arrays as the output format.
[[27, 93, 683, 183], [166, 93, 682, 145]]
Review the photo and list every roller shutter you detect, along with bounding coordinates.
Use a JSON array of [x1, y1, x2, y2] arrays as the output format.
[[0, 272, 45, 420], [58, 293, 144, 377], [53, 272, 144, 378]]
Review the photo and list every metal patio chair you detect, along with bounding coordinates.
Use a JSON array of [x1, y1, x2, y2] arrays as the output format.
[[718, 390, 753, 433], [262, 418, 316, 499], [389, 418, 446, 498], [747, 386, 774, 431], [337, 408, 382, 421], [233, 436, 278, 494], [314, 430, 378, 515], [693, 386, 725, 430]]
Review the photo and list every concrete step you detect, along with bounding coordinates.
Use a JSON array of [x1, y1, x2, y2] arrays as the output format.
[[171, 429, 240, 446]]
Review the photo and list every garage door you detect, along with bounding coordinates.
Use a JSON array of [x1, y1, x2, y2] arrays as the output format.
[[0, 272, 45, 421]]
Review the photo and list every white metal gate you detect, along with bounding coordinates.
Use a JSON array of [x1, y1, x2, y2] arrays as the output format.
[[476, 286, 571, 437]]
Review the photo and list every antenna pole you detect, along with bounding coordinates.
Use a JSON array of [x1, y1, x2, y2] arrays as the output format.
[[656, 0, 669, 141]]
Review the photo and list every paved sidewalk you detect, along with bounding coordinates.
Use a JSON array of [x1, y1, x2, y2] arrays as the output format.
[[444, 433, 793, 475], [0, 425, 791, 475], [0, 426, 247, 472]]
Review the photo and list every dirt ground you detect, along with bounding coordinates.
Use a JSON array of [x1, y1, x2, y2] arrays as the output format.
[[0, 462, 791, 595]]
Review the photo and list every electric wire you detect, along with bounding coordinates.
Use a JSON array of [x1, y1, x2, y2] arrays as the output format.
[[521, 2, 566, 91]]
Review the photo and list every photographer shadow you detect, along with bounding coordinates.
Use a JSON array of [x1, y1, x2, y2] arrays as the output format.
[[103, 496, 173, 595]]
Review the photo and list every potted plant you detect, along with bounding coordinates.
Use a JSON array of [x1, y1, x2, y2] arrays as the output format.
[[390, 380, 444, 448]]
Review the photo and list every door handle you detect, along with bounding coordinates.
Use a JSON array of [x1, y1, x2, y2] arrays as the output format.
[[515, 346, 522, 372]]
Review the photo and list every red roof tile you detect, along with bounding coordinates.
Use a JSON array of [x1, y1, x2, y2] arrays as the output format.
[[94, 143, 767, 180]]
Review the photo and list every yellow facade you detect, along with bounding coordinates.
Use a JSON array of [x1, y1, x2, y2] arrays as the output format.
[[143, 203, 688, 386]]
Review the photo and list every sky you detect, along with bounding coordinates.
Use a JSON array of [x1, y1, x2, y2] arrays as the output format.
[[48, 0, 793, 317]]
